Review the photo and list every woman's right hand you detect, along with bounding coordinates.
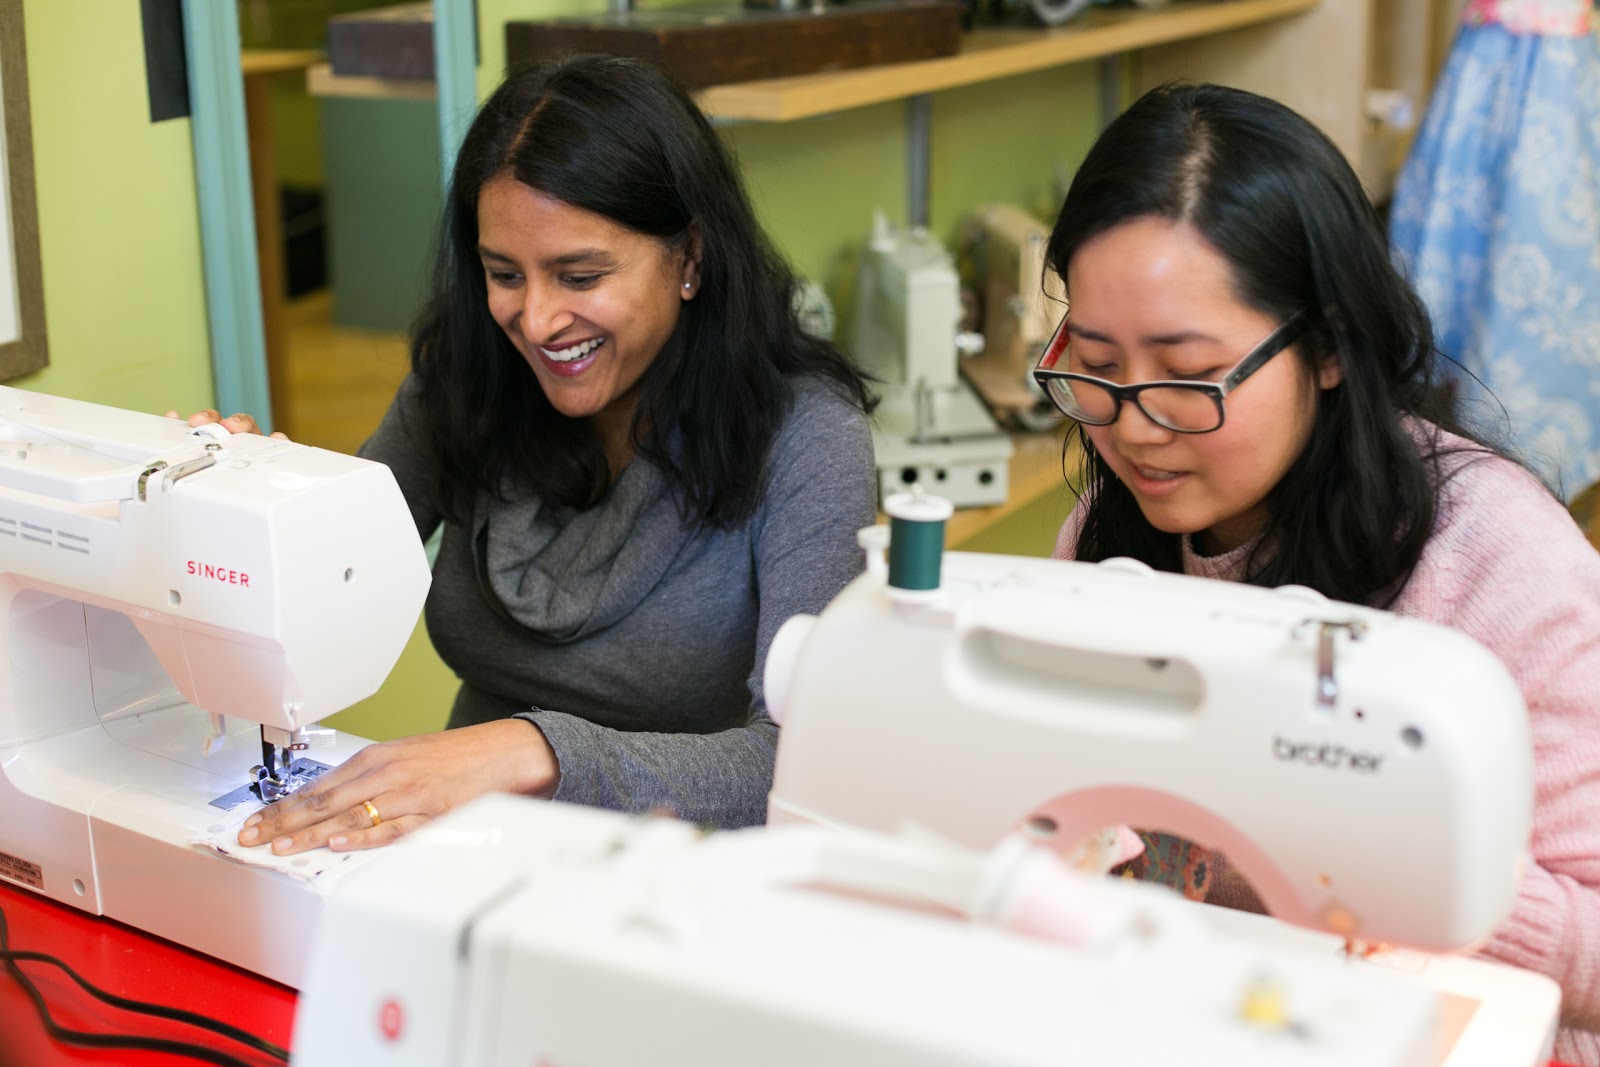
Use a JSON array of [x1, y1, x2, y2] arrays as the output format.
[[236, 719, 560, 854], [164, 408, 289, 440]]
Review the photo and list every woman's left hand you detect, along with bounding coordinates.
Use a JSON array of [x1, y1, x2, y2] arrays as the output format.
[[236, 718, 559, 855]]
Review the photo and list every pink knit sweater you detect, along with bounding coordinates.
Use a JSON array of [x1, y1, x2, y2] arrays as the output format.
[[1053, 445, 1600, 1063]]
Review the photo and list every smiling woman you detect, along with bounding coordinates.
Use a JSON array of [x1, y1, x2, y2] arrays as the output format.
[[231, 53, 878, 862], [0, 0, 48, 379], [475, 175, 698, 476]]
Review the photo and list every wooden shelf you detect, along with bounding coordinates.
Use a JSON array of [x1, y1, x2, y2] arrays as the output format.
[[307, 61, 435, 101], [695, 0, 1319, 122], [242, 48, 324, 78], [305, 0, 1317, 112]]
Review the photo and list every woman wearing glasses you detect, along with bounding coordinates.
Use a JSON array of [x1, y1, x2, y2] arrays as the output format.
[[1038, 82, 1600, 1063]]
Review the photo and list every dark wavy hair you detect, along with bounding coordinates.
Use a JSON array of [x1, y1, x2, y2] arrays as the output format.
[[409, 53, 873, 527], [1048, 81, 1494, 607]]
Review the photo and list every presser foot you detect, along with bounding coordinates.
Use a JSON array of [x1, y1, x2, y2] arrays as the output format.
[[209, 759, 336, 811], [251, 769, 295, 804], [249, 760, 328, 803], [254, 737, 303, 803]]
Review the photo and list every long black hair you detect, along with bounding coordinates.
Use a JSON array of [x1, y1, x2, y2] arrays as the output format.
[[410, 53, 873, 527], [1048, 81, 1491, 607]]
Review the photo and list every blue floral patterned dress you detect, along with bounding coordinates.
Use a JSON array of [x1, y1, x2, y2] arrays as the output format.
[[1389, 0, 1600, 499]]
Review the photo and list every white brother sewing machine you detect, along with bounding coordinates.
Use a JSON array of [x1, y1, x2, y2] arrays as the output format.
[[0, 385, 429, 986], [956, 203, 1066, 431], [768, 523, 1533, 954], [756, 515, 1559, 1060], [294, 793, 1446, 1066], [852, 212, 1013, 507]]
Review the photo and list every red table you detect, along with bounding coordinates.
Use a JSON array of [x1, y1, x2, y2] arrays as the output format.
[[0, 881, 293, 1066]]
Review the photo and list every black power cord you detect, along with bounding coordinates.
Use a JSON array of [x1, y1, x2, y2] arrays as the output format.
[[0, 901, 289, 1066]]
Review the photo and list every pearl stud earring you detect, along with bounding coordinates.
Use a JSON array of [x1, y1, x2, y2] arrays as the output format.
[[683, 281, 692, 290]]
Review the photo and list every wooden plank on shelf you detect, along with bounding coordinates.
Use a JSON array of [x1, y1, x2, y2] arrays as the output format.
[[505, 1, 964, 90], [306, 61, 436, 101], [695, 0, 1319, 121], [241, 49, 324, 78]]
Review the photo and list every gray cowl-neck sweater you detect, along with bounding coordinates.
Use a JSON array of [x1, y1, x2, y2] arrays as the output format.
[[360, 374, 876, 828]]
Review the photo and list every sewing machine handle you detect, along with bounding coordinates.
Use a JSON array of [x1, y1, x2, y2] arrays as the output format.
[[947, 583, 1215, 728], [0, 442, 186, 503], [0, 389, 240, 503]]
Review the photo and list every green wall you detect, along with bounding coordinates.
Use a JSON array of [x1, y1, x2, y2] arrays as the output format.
[[16, 0, 215, 413]]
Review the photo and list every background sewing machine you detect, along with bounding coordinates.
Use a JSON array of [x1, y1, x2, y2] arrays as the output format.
[[0, 385, 429, 986], [955, 202, 1066, 431], [293, 793, 1444, 1066], [851, 212, 1013, 508]]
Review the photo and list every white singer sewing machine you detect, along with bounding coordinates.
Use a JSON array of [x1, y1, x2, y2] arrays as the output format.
[[294, 793, 1446, 1066], [852, 212, 1013, 508], [0, 385, 429, 986], [956, 203, 1066, 431]]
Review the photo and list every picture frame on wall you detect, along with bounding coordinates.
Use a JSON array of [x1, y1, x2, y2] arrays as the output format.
[[0, 0, 48, 380]]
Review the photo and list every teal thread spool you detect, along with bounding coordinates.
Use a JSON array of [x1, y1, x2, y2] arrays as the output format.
[[884, 492, 953, 593]]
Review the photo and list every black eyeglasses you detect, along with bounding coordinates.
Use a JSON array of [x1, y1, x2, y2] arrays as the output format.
[[1032, 309, 1313, 433]]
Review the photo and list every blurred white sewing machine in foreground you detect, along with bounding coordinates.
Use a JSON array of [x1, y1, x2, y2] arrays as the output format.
[[0, 385, 429, 986], [852, 212, 1013, 507], [294, 794, 1445, 1066]]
